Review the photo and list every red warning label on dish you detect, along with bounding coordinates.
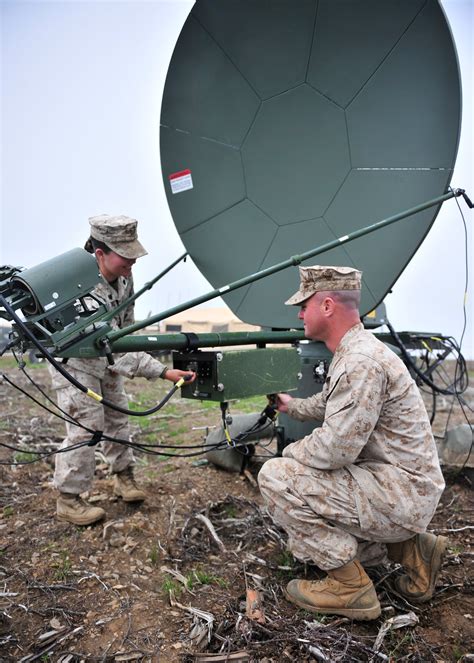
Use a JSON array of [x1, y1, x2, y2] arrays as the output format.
[[169, 169, 193, 194]]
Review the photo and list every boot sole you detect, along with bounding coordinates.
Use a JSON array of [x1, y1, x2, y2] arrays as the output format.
[[283, 588, 381, 621], [113, 492, 146, 503], [395, 534, 448, 603], [426, 534, 448, 600], [57, 512, 105, 526]]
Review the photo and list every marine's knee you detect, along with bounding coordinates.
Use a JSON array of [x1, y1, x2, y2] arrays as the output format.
[[257, 458, 283, 488], [258, 457, 301, 498]]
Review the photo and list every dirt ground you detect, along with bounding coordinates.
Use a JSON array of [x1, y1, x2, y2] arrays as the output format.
[[0, 356, 473, 662]]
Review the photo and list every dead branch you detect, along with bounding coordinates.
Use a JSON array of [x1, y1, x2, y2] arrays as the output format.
[[195, 514, 227, 552], [436, 525, 474, 533]]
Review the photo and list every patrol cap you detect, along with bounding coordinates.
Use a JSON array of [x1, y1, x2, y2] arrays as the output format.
[[285, 265, 362, 306], [88, 214, 148, 260]]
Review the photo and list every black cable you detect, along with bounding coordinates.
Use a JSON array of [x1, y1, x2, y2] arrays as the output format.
[[0, 414, 278, 464], [446, 188, 473, 472], [0, 294, 190, 417], [384, 327, 472, 470], [2, 371, 84, 428], [0, 338, 18, 357], [128, 406, 278, 459], [1, 359, 279, 464], [0, 444, 213, 463], [132, 417, 276, 453], [0, 418, 257, 463], [386, 323, 467, 397], [0, 429, 244, 463], [4, 356, 197, 447], [13, 347, 93, 424], [0, 436, 110, 465], [2, 366, 273, 454]]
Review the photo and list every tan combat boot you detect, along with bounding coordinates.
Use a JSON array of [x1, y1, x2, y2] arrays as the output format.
[[113, 466, 146, 502], [387, 532, 448, 603], [285, 559, 381, 620], [57, 493, 105, 526]]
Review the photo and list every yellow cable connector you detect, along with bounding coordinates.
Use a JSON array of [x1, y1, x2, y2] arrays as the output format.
[[175, 377, 186, 388], [86, 389, 103, 402], [224, 426, 232, 445]]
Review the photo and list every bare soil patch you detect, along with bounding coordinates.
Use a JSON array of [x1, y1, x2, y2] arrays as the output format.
[[0, 357, 472, 662]]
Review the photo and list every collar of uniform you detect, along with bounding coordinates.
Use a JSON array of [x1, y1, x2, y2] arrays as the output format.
[[333, 322, 364, 357]]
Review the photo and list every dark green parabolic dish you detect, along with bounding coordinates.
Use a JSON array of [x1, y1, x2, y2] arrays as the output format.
[[160, 0, 461, 329]]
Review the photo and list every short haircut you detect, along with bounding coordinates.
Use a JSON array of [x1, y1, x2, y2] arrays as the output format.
[[323, 289, 361, 310]]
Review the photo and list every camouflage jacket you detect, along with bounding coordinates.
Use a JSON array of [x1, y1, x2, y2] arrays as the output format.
[[56, 274, 166, 383], [284, 323, 445, 532]]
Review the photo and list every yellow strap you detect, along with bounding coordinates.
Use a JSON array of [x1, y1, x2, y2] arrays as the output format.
[[86, 389, 103, 402]]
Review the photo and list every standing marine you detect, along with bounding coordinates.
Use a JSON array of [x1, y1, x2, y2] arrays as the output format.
[[51, 214, 194, 525]]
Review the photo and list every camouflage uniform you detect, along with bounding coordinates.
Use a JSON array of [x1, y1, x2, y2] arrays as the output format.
[[52, 274, 167, 494], [258, 323, 445, 570]]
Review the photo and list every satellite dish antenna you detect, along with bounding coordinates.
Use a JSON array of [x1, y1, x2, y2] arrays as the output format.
[[160, 0, 461, 329]]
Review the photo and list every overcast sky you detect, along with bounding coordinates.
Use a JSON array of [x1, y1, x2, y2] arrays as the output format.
[[1, 0, 473, 357]]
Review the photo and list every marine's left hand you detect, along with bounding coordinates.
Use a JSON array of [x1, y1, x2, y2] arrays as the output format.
[[165, 369, 196, 384]]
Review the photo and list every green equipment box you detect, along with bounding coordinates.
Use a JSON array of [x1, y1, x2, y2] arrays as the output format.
[[173, 347, 300, 402]]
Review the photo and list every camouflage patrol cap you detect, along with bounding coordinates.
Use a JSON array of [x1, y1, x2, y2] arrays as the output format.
[[88, 214, 148, 260], [285, 265, 362, 306]]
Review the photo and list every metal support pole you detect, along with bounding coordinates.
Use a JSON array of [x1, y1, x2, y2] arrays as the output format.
[[100, 252, 188, 323], [107, 189, 460, 343], [110, 329, 305, 353]]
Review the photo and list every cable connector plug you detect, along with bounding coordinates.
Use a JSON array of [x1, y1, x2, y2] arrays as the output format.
[[454, 188, 474, 209], [88, 430, 103, 446], [261, 394, 279, 422]]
